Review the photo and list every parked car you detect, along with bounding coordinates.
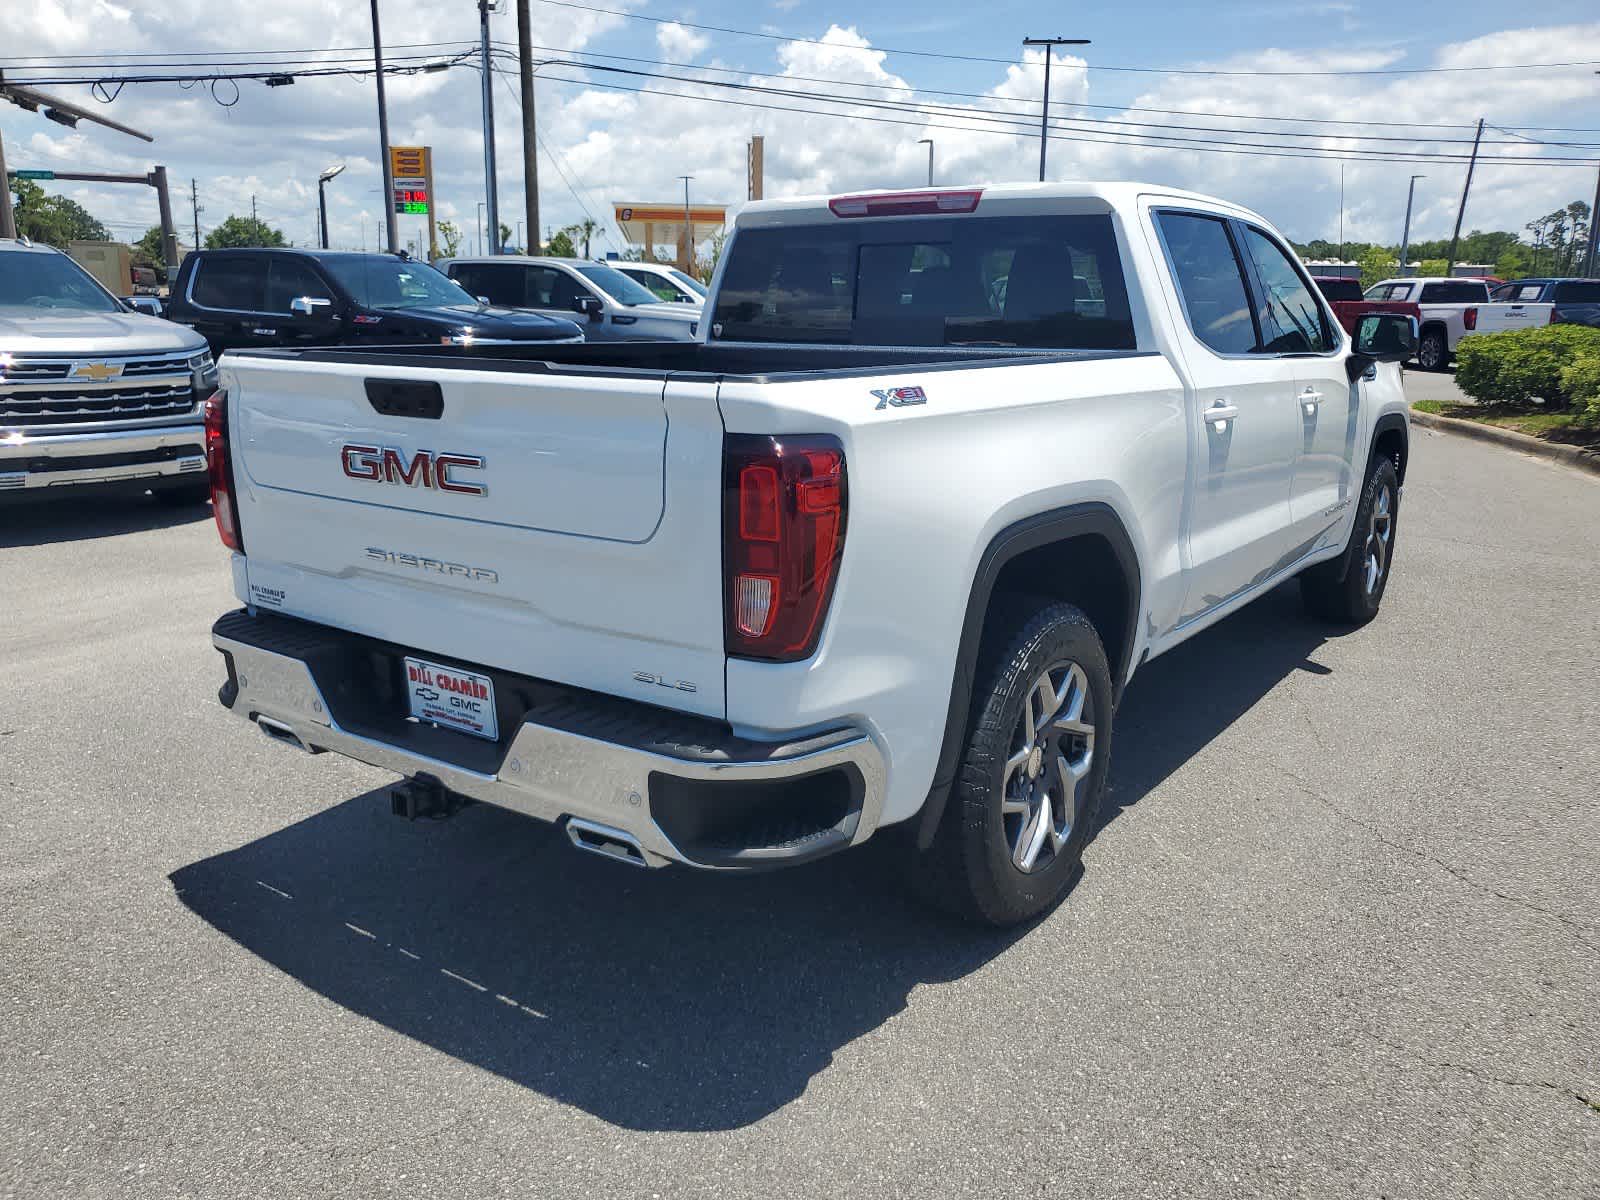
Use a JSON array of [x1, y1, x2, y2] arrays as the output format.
[[165, 249, 584, 357], [1, 237, 215, 504], [1364, 276, 1553, 370], [439, 256, 701, 341], [1313, 276, 1421, 337], [1489, 278, 1600, 328], [206, 182, 1414, 926], [612, 261, 707, 305]]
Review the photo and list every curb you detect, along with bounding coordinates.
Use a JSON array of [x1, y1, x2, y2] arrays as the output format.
[[1409, 409, 1600, 479]]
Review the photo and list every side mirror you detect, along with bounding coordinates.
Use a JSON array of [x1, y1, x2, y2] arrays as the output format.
[[289, 295, 333, 318], [122, 296, 163, 317], [573, 295, 603, 320], [477, 295, 492, 306], [1347, 312, 1418, 380]]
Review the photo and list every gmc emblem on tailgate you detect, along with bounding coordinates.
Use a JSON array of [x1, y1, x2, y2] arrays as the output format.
[[341, 445, 487, 496]]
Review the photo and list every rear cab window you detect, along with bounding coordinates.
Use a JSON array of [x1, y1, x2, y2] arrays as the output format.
[[1419, 281, 1489, 303], [1314, 278, 1363, 303], [710, 212, 1135, 349]]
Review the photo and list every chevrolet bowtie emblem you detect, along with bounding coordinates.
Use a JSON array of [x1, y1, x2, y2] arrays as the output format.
[[70, 361, 124, 382]]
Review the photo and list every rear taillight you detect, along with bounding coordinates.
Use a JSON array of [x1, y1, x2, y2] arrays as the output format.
[[828, 189, 982, 218], [1550, 309, 1562, 324], [1463, 306, 1477, 330], [204, 389, 243, 552], [723, 434, 847, 662]]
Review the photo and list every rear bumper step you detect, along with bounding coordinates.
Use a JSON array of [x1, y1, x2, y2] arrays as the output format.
[[211, 609, 886, 870]]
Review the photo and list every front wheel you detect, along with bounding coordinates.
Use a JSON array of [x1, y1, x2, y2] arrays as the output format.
[[909, 602, 1113, 926], [1300, 454, 1400, 625]]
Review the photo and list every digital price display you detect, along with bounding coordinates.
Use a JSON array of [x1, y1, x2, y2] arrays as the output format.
[[393, 185, 430, 215]]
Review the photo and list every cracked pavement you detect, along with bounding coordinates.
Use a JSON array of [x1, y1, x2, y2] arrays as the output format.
[[2, 403, 1596, 1198]]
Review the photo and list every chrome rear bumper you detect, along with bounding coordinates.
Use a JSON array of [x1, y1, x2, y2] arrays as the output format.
[[212, 609, 886, 870]]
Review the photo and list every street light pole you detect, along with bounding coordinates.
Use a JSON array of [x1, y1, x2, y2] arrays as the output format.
[[1398, 175, 1424, 279], [370, 0, 398, 254], [918, 138, 934, 186], [479, 0, 500, 255], [1021, 36, 1090, 182], [318, 164, 346, 250]]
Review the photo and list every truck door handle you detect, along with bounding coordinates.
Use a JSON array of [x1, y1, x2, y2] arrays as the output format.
[[1203, 403, 1239, 425], [1300, 389, 1324, 410]]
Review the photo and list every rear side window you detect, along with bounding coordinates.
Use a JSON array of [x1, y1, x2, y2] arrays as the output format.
[[1507, 284, 1548, 301], [711, 213, 1135, 349], [1420, 281, 1488, 303], [1155, 211, 1257, 355], [192, 256, 267, 310], [1554, 281, 1600, 302], [1241, 226, 1332, 353], [452, 262, 527, 307]]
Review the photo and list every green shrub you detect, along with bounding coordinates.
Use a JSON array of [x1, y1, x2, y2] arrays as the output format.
[[1559, 353, 1600, 426], [1454, 325, 1600, 408]]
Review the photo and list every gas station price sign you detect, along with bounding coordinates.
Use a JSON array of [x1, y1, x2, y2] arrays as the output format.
[[393, 184, 430, 215]]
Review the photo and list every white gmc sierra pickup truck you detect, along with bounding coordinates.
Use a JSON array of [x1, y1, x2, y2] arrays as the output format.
[[208, 183, 1415, 925]]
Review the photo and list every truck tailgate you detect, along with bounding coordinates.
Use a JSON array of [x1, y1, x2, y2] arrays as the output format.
[[223, 355, 728, 717], [1478, 302, 1554, 332]]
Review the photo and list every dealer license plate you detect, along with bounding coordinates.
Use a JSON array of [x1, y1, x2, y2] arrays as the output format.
[[403, 656, 499, 741]]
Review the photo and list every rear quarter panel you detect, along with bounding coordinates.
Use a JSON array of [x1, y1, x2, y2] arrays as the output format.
[[717, 353, 1187, 827]]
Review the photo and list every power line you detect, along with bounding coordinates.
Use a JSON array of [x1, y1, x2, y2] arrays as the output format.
[[524, 0, 1600, 75], [493, 50, 1600, 150], [520, 68, 1600, 168], [492, 68, 620, 247]]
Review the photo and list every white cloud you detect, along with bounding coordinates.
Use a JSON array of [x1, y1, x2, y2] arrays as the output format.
[[656, 22, 710, 61]]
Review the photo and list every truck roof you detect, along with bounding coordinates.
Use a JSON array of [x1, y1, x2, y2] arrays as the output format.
[[0, 238, 63, 256], [734, 181, 1271, 227]]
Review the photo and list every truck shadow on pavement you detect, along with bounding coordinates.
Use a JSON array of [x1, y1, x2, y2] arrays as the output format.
[[170, 583, 1344, 1133], [0, 494, 211, 548]]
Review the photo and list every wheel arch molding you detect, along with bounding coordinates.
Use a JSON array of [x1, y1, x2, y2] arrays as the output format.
[[914, 502, 1142, 851]]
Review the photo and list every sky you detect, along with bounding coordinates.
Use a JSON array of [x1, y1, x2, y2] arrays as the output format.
[[2, 0, 1599, 260]]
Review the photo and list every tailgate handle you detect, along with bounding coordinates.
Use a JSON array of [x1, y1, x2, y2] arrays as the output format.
[[365, 379, 443, 420]]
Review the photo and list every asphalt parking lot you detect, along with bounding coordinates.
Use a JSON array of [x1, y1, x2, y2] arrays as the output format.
[[3, 405, 1597, 1198]]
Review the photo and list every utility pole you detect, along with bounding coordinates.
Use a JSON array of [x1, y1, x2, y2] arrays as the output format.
[[150, 165, 178, 275], [1445, 117, 1484, 275], [0, 129, 15, 239], [1021, 36, 1090, 182], [1580, 169, 1600, 277], [371, 0, 398, 253], [516, 0, 539, 256], [1338, 162, 1345, 267], [747, 135, 764, 201], [1398, 174, 1423, 279], [251, 193, 258, 236], [678, 174, 693, 274], [918, 138, 934, 186], [191, 178, 202, 250], [479, 0, 500, 255]]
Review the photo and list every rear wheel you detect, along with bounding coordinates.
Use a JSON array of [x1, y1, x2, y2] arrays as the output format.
[[1416, 328, 1448, 372], [909, 602, 1113, 926], [1300, 454, 1399, 625]]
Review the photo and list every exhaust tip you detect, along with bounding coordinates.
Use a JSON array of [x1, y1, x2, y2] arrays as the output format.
[[255, 715, 320, 754], [565, 818, 649, 868]]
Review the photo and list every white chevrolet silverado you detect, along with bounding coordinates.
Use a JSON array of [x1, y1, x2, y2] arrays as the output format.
[[207, 183, 1415, 925]]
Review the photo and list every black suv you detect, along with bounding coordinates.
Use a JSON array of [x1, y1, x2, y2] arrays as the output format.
[[166, 249, 584, 355]]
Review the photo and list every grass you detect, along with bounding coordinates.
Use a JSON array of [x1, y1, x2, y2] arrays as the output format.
[[1412, 400, 1600, 450]]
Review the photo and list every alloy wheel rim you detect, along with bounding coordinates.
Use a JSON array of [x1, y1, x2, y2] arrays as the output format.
[[1000, 660, 1095, 874], [1363, 483, 1393, 595]]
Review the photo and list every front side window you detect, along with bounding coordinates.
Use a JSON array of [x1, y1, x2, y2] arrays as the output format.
[[192, 256, 267, 311], [0, 252, 121, 313], [574, 265, 660, 307], [1156, 211, 1257, 355], [713, 213, 1135, 349], [1241, 226, 1332, 353], [265, 258, 332, 313], [320, 257, 475, 310], [1554, 281, 1600, 302]]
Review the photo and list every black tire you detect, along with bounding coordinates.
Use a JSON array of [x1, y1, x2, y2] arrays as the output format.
[[1416, 328, 1448, 372], [154, 480, 211, 507], [1299, 454, 1400, 625], [909, 602, 1113, 926]]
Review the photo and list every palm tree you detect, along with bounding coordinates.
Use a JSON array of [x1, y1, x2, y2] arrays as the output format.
[[570, 218, 600, 259]]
